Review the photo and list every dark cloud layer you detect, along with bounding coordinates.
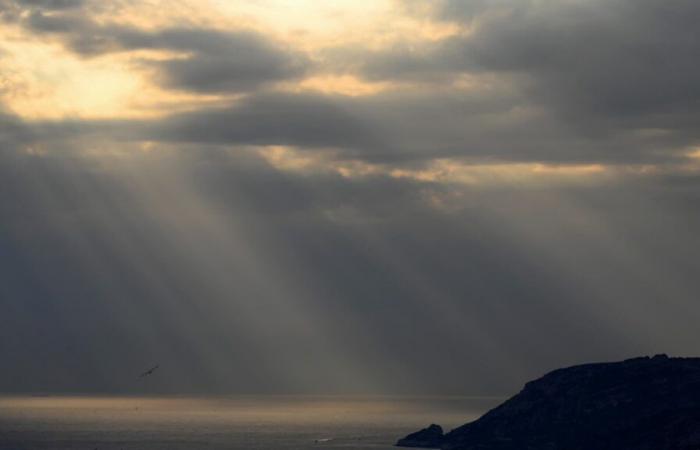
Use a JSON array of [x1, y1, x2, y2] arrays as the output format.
[[456, 0, 700, 118], [405, 1, 700, 118], [14, 0, 83, 9], [144, 89, 691, 165], [151, 92, 383, 150], [340, 0, 700, 162]]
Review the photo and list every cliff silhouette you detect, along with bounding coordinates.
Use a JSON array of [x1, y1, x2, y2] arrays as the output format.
[[397, 355, 700, 450]]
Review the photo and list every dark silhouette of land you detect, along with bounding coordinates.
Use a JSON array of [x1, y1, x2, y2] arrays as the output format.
[[397, 355, 700, 450]]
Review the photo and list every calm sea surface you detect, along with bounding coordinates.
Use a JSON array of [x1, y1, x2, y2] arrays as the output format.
[[0, 396, 500, 450]]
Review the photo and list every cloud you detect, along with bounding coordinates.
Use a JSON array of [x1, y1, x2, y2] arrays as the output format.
[[314, 0, 700, 166], [3, 126, 700, 394], [451, 0, 700, 118], [137, 87, 692, 167], [148, 29, 308, 93], [0, 111, 32, 149], [149, 91, 385, 151], [388, 0, 700, 118], [3, 0, 700, 395], [13, 0, 83, 9], [3, 101, 700, 395], [0, 0, 82, 23], [20, 11, 309, 93], [10, 0, 699, 167]]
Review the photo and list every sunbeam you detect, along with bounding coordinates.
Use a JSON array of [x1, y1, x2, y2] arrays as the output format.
[[2, 1, 700, 448]]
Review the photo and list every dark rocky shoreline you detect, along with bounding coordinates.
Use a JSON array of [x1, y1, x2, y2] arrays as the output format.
[[397, 355, 700, 450]]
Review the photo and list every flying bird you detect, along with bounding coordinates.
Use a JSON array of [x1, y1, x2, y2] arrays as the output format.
[[138, 364, 159, 378]]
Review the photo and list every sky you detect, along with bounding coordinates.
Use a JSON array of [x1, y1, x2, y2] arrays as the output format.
[[1, 0, 700, 395]]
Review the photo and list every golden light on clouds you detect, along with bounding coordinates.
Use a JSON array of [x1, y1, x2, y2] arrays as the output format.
[[687, 148, 700, 160], [211, 0, 459, 47], [1, 31, 228, 119], [390, 161, 612, 187], [1, 0, 688, 189], [258, 146, 617, 188], [1, 41, 142, 119], [213, 0, 393, 34], [88, 0, 220, 29], [0, 0, 465, 120], [284, 75, 392, 96]]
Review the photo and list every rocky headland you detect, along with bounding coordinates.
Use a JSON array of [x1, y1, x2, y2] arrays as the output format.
[[397, 355, 700, 450]]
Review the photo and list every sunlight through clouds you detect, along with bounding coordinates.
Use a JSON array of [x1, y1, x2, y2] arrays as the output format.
[[2, 0, 700, 396]]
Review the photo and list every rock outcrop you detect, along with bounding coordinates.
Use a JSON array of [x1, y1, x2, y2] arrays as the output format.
[[397, 355, 700, 449], [396, 424, 444, 448]]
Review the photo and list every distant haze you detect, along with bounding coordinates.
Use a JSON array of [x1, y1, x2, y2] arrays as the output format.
[[1, 0, 700, 395]]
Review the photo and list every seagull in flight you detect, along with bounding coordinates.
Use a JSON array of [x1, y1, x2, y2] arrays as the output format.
[[139, 364, 159, 378]]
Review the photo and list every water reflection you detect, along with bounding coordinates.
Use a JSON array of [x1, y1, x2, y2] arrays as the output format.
[[0, 396, 500, 449]]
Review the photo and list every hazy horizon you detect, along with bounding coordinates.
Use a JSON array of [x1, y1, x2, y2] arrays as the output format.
[[0, 395, 499, 449], [2, 0, 700, 397]]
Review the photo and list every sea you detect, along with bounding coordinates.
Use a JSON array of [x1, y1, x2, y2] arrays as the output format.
[[0, 395, 500, 450]]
